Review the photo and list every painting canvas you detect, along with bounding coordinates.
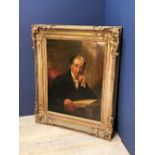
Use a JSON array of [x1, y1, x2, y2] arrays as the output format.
[[47, 39, 105, 121], [32, 25, 122, 140]]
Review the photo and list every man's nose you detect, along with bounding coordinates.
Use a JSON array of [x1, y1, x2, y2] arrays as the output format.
[[76, 67, 80, 73]]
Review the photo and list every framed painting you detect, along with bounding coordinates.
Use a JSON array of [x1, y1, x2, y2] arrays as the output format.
[[32, 25, 122, 140]]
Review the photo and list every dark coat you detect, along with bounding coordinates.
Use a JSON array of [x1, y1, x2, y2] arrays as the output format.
[[48, 70, 97, 113]]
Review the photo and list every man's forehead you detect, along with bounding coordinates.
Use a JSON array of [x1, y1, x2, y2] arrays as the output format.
[[73, 58, 84, 65]]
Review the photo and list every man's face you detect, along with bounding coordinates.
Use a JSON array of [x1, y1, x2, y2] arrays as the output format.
[[70, 58, 84, 78]]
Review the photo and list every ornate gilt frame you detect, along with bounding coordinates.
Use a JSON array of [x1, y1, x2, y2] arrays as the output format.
[[32, 25, 122, 140]]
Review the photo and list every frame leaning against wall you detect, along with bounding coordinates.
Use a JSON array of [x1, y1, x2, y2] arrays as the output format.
[[32, 25, 122, 140]]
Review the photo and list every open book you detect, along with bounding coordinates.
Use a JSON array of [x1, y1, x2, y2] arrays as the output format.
[[73, 99, 97, 108]]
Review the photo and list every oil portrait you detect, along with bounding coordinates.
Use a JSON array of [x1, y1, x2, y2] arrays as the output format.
[[32, 25, 122, 140]]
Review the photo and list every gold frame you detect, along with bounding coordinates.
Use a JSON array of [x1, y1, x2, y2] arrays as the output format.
[[32, 25, 122, 140]]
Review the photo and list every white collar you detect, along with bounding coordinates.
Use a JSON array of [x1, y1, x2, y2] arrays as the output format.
[[71, 71, 78, 80], [71, 71, 79, 88]]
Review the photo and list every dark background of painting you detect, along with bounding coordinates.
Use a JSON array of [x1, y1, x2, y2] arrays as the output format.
[[19, 0, 134, 154]]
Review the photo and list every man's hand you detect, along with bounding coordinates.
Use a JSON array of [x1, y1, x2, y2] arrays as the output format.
[[64, 99, 76, 113], [78, 75, 86, 88]]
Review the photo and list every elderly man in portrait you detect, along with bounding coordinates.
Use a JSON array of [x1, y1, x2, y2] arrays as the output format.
[[48, 55, 98, 119]]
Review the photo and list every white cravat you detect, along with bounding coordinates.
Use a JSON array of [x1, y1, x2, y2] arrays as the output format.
[[71, 71, 79, 89]]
